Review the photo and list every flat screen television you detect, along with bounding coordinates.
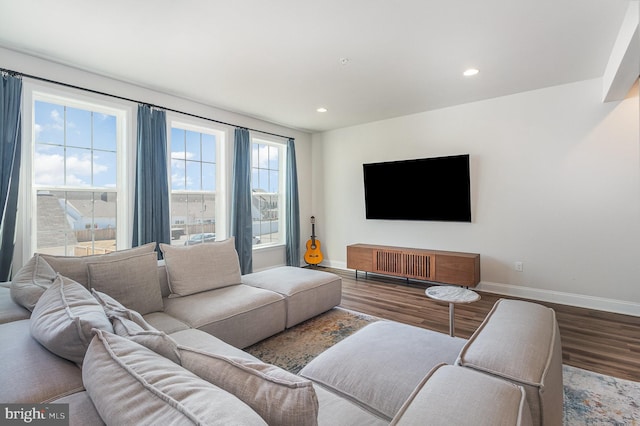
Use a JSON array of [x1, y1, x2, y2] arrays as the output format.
[[363, 154, 471, 222]]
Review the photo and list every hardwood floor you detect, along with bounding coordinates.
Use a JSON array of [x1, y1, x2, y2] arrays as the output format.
[[320, 267, 640, 382]]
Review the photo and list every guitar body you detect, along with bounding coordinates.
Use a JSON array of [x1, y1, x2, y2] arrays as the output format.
[[304, 238, 324, 265], [304, 216, 324, 265]]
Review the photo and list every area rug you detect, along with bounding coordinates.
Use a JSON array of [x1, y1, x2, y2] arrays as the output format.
[[563, 364, 640, 425], [245, 307, 377, 374], [245, 307, 640, 425]]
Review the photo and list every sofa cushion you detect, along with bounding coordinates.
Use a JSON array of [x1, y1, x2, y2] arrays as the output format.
[[313, 384, 388, 426], [30, 275, 113, 364], [143, 311, 190, 334], [52, 391, 104, 426], [242, 266, 343, 328], [170, 328, 261, 361], [163, 284, 286, 348], [10, 253, 57, 311], [390, 364, 532, 426], [456, 299, 563, 426], [39, 242, 156, 287], [0, 319, 84, 403], [87, 251, 163, 315], [0, 285, 30, 323], [179, 345, 319, 426], [160, 237, 241, 297], [299, 320, 467, 420], [83, 330, 266, 425], [92, 289, 180, 363]]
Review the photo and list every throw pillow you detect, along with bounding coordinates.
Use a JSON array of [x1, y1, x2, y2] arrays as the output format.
[[178, 345, 319, 426], [87, 251, 163, 315], [83, 330, 266, 426], [113, 316, 181, 364], [159, 237, 241, 297], [39, 242, 156, 287], [30, 274, 113, 364], [10, 254, 57, 311], [92, 289, 180, 364], [91, 288, 133, 316]]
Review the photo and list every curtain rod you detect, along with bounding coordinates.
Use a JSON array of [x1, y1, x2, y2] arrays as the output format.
[[1, 67, 294, 140]]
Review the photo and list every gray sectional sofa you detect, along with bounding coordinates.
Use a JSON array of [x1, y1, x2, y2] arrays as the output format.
[[0, 240, 563, 425]]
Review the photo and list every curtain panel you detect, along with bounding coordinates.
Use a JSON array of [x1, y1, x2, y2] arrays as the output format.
[[132, 104, 170, 253], [0, 74, 22, 281], [231, 127, 253, 274], [285, 138, 300, 266]]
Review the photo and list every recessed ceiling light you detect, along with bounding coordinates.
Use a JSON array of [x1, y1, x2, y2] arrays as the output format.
[[463, 68, 479, 77], [316, 107, 328, 113]]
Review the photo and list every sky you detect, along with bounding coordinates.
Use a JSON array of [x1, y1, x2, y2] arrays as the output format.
[[34, 101, 117, 188], [34, 100, 280, 193]]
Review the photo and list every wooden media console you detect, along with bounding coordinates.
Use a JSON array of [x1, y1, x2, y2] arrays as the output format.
[[346, 243, 480, 287]]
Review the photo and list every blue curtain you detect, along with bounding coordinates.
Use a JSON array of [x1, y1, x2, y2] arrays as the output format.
[[0, 74, 22, 281], [285, 138, 300, 266], [132, 104, 170, 253], [231, 127, 253, 274]]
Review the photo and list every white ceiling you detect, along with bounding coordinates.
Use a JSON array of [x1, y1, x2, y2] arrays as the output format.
[[0, 0, 632, 133]]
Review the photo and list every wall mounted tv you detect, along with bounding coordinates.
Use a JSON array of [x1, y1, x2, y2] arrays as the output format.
[[363, 154, 471, 222]]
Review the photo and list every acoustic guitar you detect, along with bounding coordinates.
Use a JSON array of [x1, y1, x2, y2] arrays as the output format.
[[304, 216, 324, 265]]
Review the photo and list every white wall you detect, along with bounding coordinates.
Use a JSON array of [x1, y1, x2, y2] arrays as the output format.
[[1, 47, 313, 271], [314, 78, 640, 315]]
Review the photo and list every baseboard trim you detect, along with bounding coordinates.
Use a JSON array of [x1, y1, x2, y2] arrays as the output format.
[[327, 261, 639, 317], [477, 281, 640, 317]]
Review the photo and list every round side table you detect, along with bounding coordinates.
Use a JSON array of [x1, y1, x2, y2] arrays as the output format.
[[425, 286, 480, 337]]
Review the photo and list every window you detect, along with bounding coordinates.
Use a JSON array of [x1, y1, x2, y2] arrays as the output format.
[[251, 138, 285, 247], [31, 95, 126, 256], [169, 122, 224, 246]]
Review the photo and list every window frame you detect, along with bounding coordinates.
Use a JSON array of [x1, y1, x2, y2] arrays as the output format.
[[16, 81, 134, 269], [167, 115, 228, 245], [250, 134, 287, 249]]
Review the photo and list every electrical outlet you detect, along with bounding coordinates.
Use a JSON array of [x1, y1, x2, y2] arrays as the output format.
[[515, 261, 524, 272]]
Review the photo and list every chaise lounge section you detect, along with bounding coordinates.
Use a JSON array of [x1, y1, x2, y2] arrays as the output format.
[[300, 298, 563, 426]]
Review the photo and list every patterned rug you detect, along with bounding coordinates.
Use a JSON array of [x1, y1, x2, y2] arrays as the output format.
[[246, 307, 376, 374], [563, 364, 640, 425], [245, 307, 640, 425]]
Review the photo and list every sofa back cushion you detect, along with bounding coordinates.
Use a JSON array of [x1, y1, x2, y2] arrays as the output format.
[[87, 251, 163, 315], [40, 242, 156, 287], [456, 299, 563, 426], [159, 237, 242, 297], [178, 345, 319, 426], [83, 330, 266, 425], [30, 275, 113, 365], [10, 254, 57, 311]]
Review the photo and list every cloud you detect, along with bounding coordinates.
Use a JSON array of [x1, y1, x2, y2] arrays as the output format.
[[34, 151, 109, 187], [255, 144, 278, 168], [171, 151, 195, 169], [49, 109, 65, 130], [171, 171, 193, 189], [170, 151, 196, 189]]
